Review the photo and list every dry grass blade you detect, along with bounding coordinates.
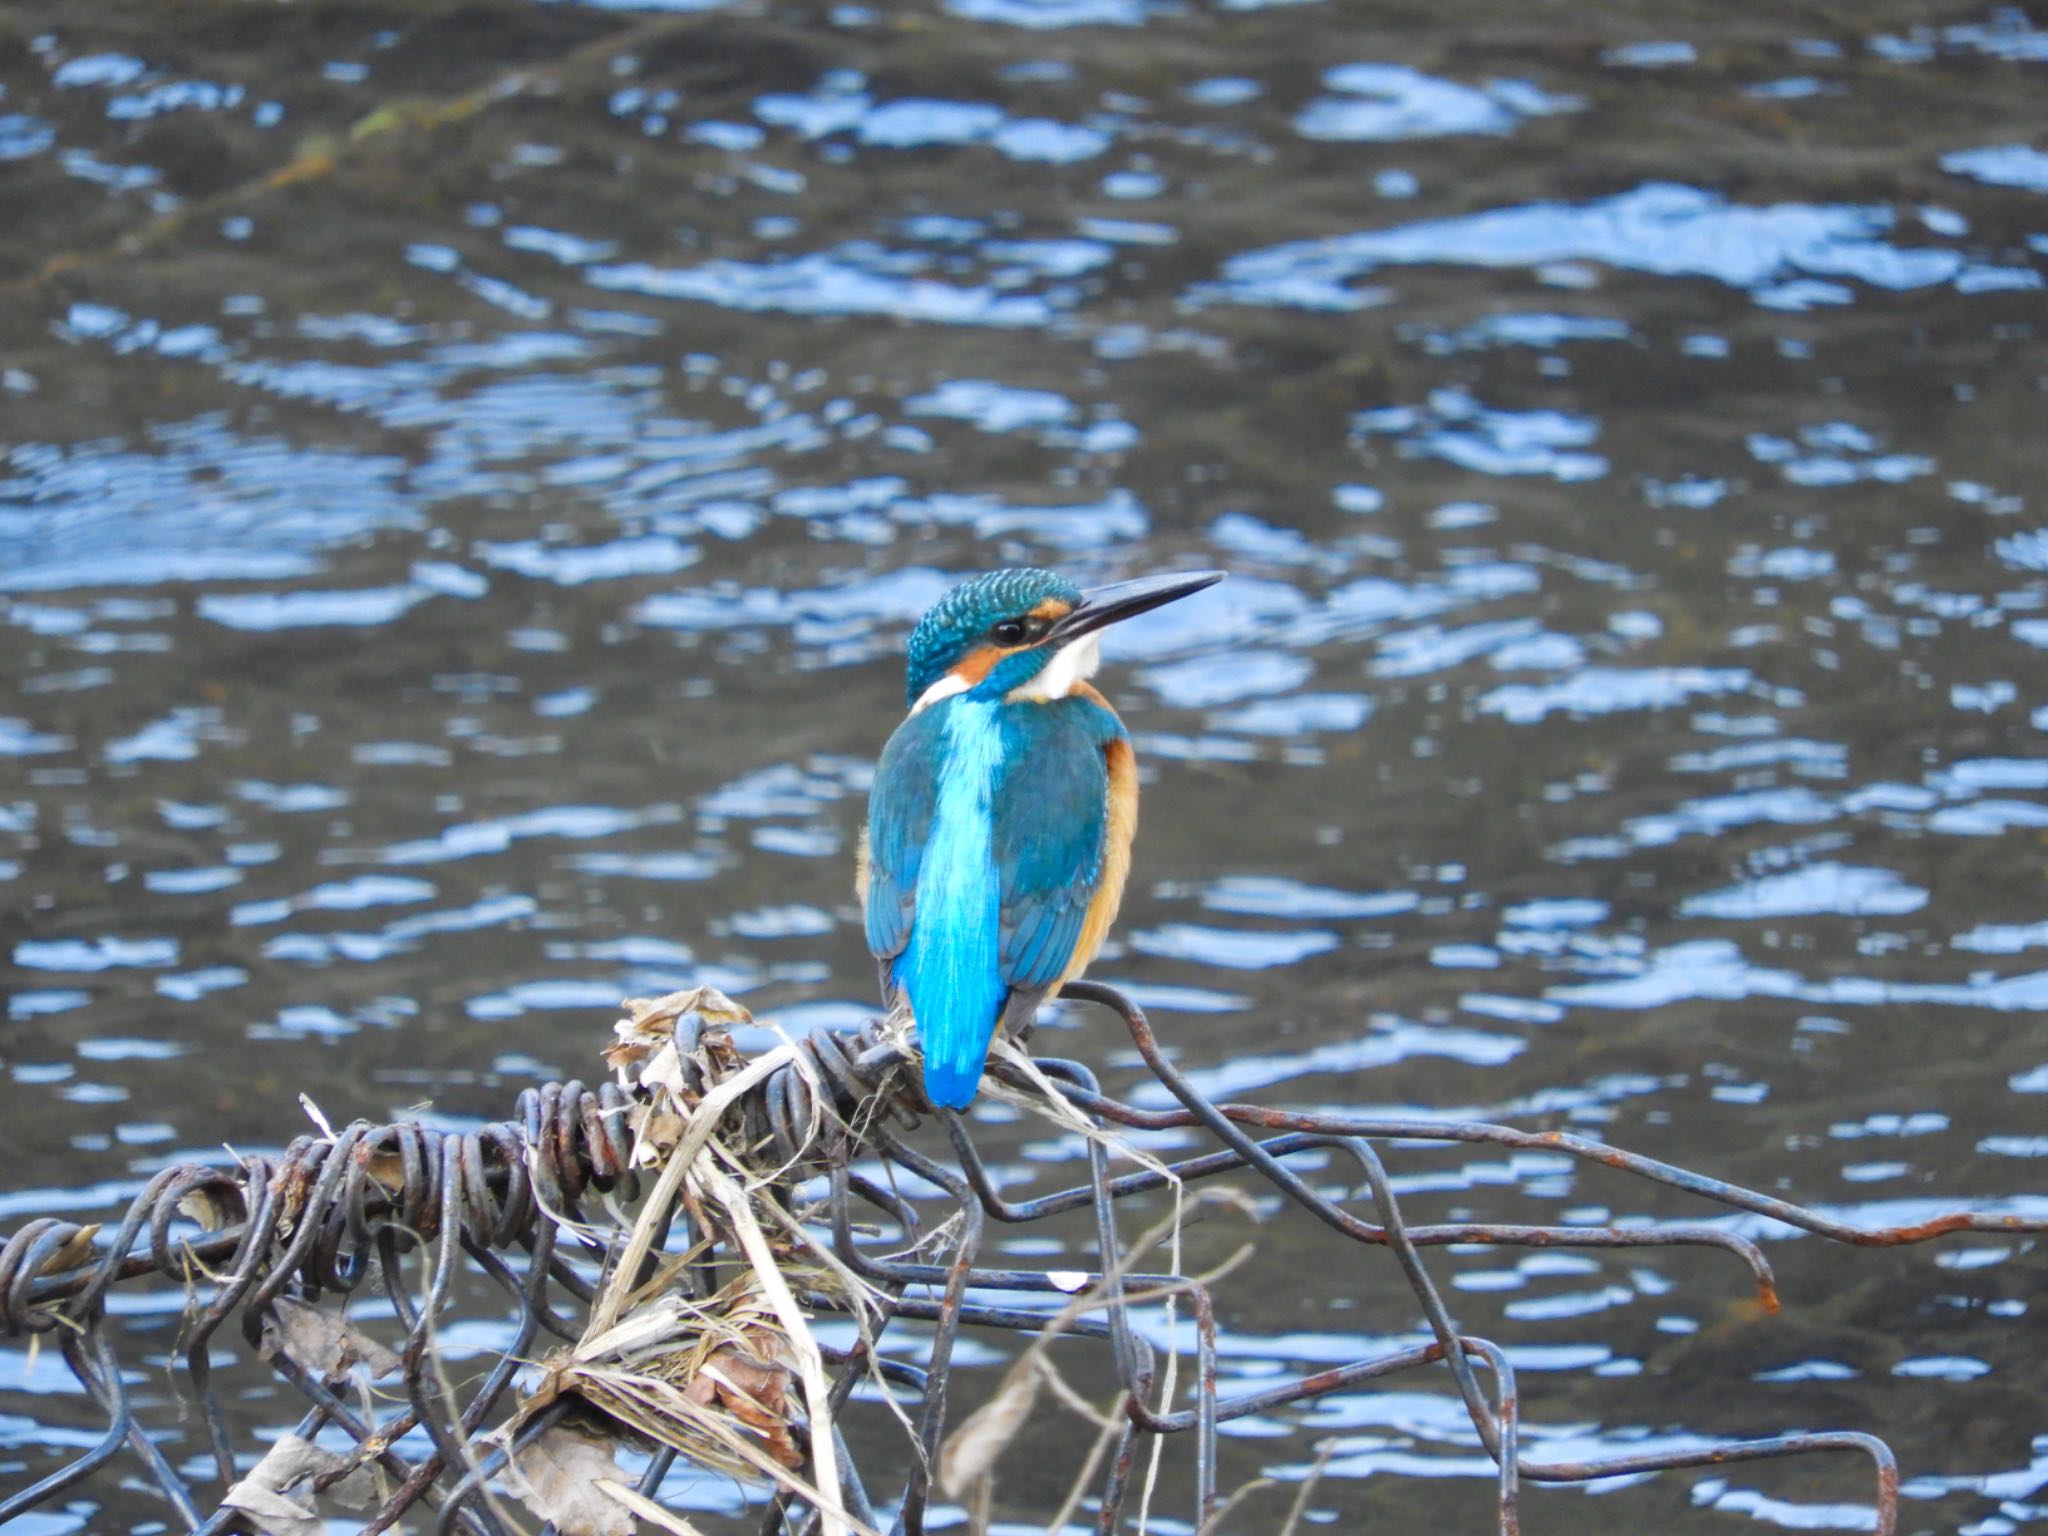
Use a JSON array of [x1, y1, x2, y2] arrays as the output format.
[[568, 1273, 807, 1470], [940, 1188, 1260, 1509], [986, 1022, 1199, 1536], [983, 1037, 1181, 1192], [586, 1042, 797, 1340], [40, 1225, 102, 1277], [515, 984, 877, 1536], [597, 1477, 714, 1535], [1277, 1437, 1339, 1536], [566, 1364, 875, 1530], [1040, 1392, 1129, 1536], [1193, 1475, 1278, 1536], [1032, 1353, 1116, 1430], [752, 1183, 921, 1456], [693, 1150, 864, 1536], [939, 1357, 1044, 1497]]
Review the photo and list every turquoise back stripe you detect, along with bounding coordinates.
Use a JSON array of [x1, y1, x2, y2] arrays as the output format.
[[898, 699, 1008, 1108]]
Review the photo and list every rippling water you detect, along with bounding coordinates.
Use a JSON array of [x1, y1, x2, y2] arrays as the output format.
[[4, 2, 2047, 1530]]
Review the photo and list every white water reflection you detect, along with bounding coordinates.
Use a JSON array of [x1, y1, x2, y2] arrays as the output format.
[[1679, 864, 1928, 920], [1202, 182, 2039, 310], [1296, 63, 1581, 142], [589, 250, 1065, 326]]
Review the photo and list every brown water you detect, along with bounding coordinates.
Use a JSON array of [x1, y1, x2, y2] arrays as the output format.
[[3, 1, 2047, 1530]]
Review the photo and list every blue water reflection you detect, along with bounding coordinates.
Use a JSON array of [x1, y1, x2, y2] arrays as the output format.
[[2, 419, 415, 592]]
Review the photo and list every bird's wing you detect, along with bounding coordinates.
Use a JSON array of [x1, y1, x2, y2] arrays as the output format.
[[993, 702, 1117, 994], [863, 705, 943, 968]]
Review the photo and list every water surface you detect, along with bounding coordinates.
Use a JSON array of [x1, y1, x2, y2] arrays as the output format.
[[3, 2, 2046, 1531]]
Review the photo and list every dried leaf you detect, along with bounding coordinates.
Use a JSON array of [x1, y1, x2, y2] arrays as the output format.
[[177, 1185, 240, 1232], [511, 1424, 635, 1536], [570, 1366, 799, 1489], [685, 1340, 800, 1468], [566, 1289, 803, 1473], [632, 1105, 686, 1153], [259, 1296, 401, 1381], [323, 1460, 382, 1512], [629, 1109, 688, 1167], [640, 1041, 690, 1101], [602, 1036, 655, 1073], [221, 1434, 345, 1536], [221, 1480, 322, 1536], [610, 986, 755, 1095], [939, 1360, 1043, 1497], [616, 985, 754, 1041], [682, 984, 754, 1028], [356, 1144, 406, 1195]]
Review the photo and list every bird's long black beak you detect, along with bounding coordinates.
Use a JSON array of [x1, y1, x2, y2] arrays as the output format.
[[1044, 569, 1225, 646]]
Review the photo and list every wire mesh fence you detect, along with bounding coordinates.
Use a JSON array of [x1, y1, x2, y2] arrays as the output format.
[[4, 979, 2039, 1536]]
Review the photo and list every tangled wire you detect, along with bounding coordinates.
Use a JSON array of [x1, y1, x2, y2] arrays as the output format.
[[3, 980, 2039, 1536]]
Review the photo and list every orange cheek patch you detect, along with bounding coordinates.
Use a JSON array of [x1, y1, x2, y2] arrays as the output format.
[[1028, 597, 1075, 622], [949, 644, 1005, 685]]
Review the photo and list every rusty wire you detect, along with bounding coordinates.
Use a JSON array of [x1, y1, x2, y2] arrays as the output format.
[[4, 979, 2037, 1535]]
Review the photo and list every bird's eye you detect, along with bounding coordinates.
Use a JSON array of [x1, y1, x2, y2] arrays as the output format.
[[991, 619, 1027, 645]]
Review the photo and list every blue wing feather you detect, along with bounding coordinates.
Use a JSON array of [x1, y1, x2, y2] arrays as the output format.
[[864, 706, 943, 963], [994, 701, 1119, 991]]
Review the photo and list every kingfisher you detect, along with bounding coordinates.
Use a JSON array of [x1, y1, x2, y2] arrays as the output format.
[[858, 566, 1224, 1110]]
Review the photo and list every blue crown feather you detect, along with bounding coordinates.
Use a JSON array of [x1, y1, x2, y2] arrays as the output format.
[[903, 568, 1081, 706]]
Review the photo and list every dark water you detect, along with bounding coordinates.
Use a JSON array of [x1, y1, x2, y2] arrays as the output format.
[[4, 0, 2048, 1529]]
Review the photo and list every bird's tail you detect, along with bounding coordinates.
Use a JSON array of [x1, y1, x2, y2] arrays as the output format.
[[894, 876, 1005, 1111], [882, 954, 995, 1110], [921, 1041, 986, 1111]]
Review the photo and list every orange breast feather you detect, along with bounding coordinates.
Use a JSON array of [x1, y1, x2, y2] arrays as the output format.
[[1060, 729, 1136, 986]]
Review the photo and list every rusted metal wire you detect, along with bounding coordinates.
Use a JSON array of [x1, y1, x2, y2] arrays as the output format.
[[2, 981, 2030, 1535]]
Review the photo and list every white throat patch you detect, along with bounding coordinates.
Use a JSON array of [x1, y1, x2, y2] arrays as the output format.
[[908, 631, 1104, 715], [1008, 632, 1102, 702], [909, 670, 972, 716]]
